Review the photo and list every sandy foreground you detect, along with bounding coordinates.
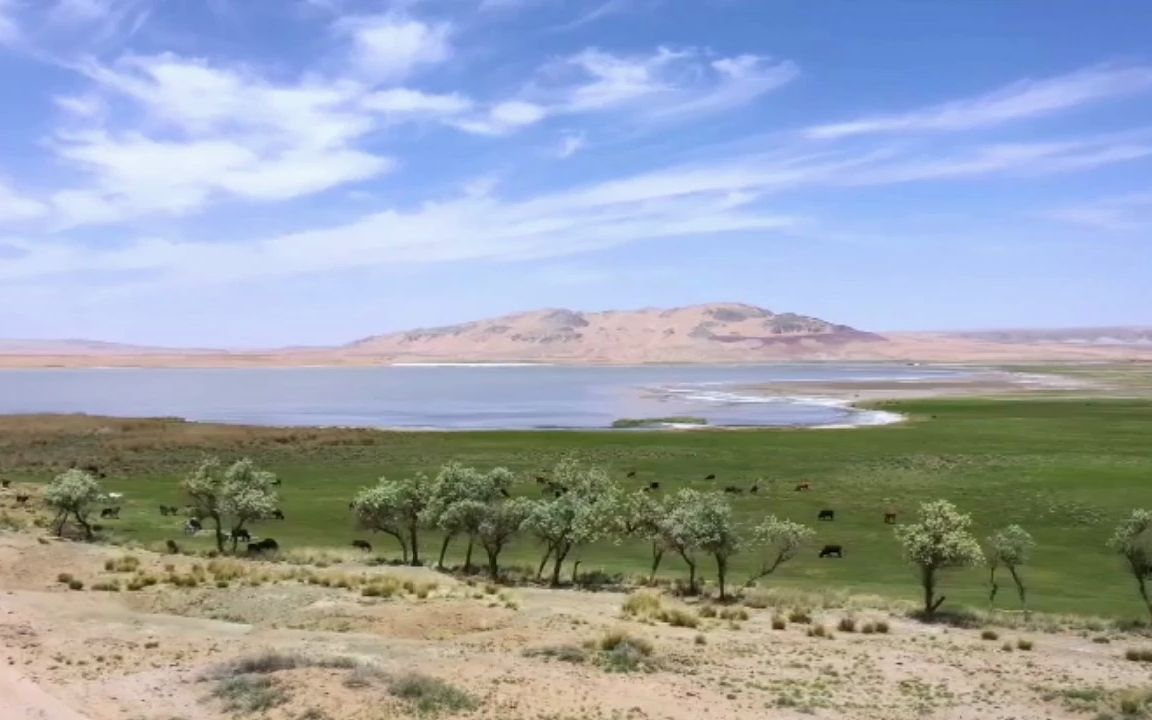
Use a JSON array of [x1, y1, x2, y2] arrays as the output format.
[[0, 530, 1149, 720]]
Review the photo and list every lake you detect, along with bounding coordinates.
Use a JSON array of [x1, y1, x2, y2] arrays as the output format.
[[0, 364, 968, 430]]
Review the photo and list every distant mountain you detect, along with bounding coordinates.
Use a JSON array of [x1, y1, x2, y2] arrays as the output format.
[[0, 305, 1149, 367], [344, 303, 885, 362]]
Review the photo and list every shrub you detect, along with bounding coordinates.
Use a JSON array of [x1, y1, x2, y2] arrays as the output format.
[[1124, 648, 1152, 662], [211, 675, 288, 713], [68, 579, 84, 591], [861, 622, 876, 634], [1016, 638, 1034, 651], [698, 604, 718, 618], [597, 630, 656, 673], [104, 555, 140, 573], [91, 581, 120, 592], [387, 673, 478, 716], [1119, 692, 1147, 715], [342, 665, 384, 689], [1000, 642, 1013, 652], [874, 620, 890, 634], [56, 572, 73, 584], [719, 607, 749, 622], [981, 629, 999, 641], [837, 617, 857, 633], [621, 591, 663, 618], [694, 633, 707, 645], [771, 615, 787, 630], [807, 624, 827, 638], [788, 608, 812, 624], [658, 608, 700, 628], [522, 645, 587, 664]]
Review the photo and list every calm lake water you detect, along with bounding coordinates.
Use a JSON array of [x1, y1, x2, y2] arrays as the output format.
[[0, 364, 968, 430]]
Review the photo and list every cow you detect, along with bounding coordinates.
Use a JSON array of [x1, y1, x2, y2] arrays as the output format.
[[646, 481, 661, 492], [499, 488, 511, 498], [106, 492, 123, 500], [247, 538, 279, 555], [351, 540, 372, 552], [1, 479, 9, 488], [534, 475, 548, 484], [818, 509, 835, 521], [15, 494, 30, 505], [165, 539, 180, 554], [183, 518, 202, 536], [723, 485, 744, 494], [81, 464, 106, 479], [704, 473, 716, 480], [230, 528, 252, 543], [819, 544, 843, 558], [626, 470, 637, 478], [795, 482, 811, 492], [884, 511, 898, 525], [749, 483, 760, 494], [271, 509, 285, 520], [100, 507, 120, 519]]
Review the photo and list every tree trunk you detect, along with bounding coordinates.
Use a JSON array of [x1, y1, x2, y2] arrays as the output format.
[[648, 544, 664, 583], [53, 511, 67, 536], [464, 536, 475, 573], [921, 565, 938, 616], [74, 510, 92, 541], [678, 550, 697, 595], [987, 566, 999, 608], [409, 523, 420, 566], [1136, 573, 1152, 623], [212, 515, 226, 553], [437, 534, 453, 569], [550, 543, 571, 588], [486, 548, 500, 581], [536, 545, 553, 580], [1006, 565, 1027, 614], [716, 555, 728, 601]]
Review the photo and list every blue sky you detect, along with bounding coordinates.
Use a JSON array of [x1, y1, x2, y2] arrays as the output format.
[[0, 0, 1150, 347]]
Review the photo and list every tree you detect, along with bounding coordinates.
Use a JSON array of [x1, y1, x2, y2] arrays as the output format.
[[351, 474, 431, 565], [658, 489, 727, 596], [985, 524, 1035, 613], [895, 500, 984, 617], [44, 468, 103, 540], [422, 463, 513, 570], [471, 497, 533, 580], [616, 490, 669, 582], [182, 458, 280, 553], [1109, 509, 1152, 622], [744, 516, 815, 587], [523, 458, 620, 587], [691, 494, 740, 600]]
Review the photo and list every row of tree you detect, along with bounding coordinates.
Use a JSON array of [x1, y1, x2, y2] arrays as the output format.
[[36, 459, 1152, 620]]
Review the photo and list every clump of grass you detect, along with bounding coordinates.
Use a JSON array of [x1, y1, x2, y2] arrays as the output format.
[[874, 620, 890, 634], [698, 604, 717, 618], [621, 591, 663, 617], [788, 608, 812, 624], [719, 607, 749, 622], [694, 633, 706, 645], [596, 630, 657, 673], [387, 673, 478, 716], [104, 555, 140, 573], [67, 579, 84, 591], [91, 580, 120, 592], [206, 651, 357, 679], [1016, 638, 1034, 651], [771, 615, 787, 630], [361, 575, 402, 598], [56, 572, 73, 584], [806, 623, 828, 639], [211, 675, 288, 713], [658, 607, 699, 628], [1124, 648, 1152, 662], [342, 665, 385, 689], [522, 644, 587, 664], [837, 616, 857, 633], [860, 622, 876, 634], [1001, 641, 1014, 652], [981, 629, 999, 641], [1119, 691, 1149, 716]]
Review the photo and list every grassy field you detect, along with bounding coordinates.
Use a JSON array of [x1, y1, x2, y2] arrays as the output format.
[[2, 396, 1151, 618]]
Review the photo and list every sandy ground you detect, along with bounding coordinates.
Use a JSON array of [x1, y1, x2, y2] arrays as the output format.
[[1, 529, 1150, 720]]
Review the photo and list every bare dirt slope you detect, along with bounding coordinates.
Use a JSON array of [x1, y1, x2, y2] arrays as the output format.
[[1, 303, 1150, 367], [0, 531, 1149, 720]]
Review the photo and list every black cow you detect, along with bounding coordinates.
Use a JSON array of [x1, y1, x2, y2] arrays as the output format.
[[81, 463, 107, 479], [247, 538, 279, 555], [100, 507, 120, 519], [184, 518, 202, 535], [749, 484, 760, 494], [499, 488, 511, 498], [271, 509, 285, 520], [646, 481, 661, 491], [818, 509, 835, 521], [15, 494, 30, 505], [819, 544, 843, 558], [534, 475, 548, 484], [231, 528, 251, 543], [626, 470, 637, 478], [723, 485, 744, 494], [884, 511, 898, 525], [704, 473, 716, 480], [351, 540, 372, 552], [165, 539, 180, 554]]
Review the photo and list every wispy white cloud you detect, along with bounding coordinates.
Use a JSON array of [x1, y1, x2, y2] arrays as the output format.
[[807, 65, 1152, 140], [0, 0, 20, 45], [334, 13, 452, 82], [0, 180, 48, 223], [448, 100, 548, 135], [1050, 191, 1152, 231], [554, 131, 586, 158]]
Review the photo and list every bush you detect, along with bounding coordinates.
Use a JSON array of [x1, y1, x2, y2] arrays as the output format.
[[694, 633, 706, 645], [1119, 692, 1147, 715], [837, 617, 857, 633], [1016, 638, 1034, 651], [807, 624, 827, 638], [1124, 648, 1152, 662], [719, 607, 749, 622], [104, 555, 140, 573], [698, 604, 717, 618], [597, 630, 656, 673], [56, 573, 73, 584], [771, 615, 787, 630], [860, 622, 876, 634], [659, 607, 700, 628], [68, 579, 84, 591], [621, 591, 663, 617], [788, 608, 812, 624], [91, 581, 120, 592], [211, 675, 289, 713], [981, 629, 999, 641], [387, 673, 478, 716], [1000, 642, 1014, 652], [874, 620, 890, 634]]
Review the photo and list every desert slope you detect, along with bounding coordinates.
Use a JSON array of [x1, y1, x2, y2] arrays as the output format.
[[0, 303, 1149, 367]]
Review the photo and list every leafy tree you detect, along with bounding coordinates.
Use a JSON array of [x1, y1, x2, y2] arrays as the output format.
[[351, 474, 431, 565], [423, 463, 513, 570], [1109, 509, 1152, 621], [523, 458, 620, 587], [44, 468, 103, 540], [471, 497, 534, 580], [658, 488, 729, 596], [744, 516, 815, 587], [182, 457, 280, 552], [616, 490, 669, 582], [985, 524, 1035, 613], [691, 493, 740, 600], [895, 500, 984, 617]]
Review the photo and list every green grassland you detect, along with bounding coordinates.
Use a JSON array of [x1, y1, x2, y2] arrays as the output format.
[[2, 396, 1151, 618]]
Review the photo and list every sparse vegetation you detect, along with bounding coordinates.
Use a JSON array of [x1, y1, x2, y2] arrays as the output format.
[[387, 673, 478, 716], [211, 675, 289, 713], [596, 629, 657, 672]]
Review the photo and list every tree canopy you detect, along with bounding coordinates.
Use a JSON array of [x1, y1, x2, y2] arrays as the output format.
[[896, 500, 984, 616], [44, 468, 103, 540]]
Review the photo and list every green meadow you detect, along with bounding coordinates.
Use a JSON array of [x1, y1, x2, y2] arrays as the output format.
[[2, 396, 1151, 618]]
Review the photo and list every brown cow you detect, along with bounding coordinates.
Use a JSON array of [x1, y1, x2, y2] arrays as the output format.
[[794, 482, 811, 492]]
